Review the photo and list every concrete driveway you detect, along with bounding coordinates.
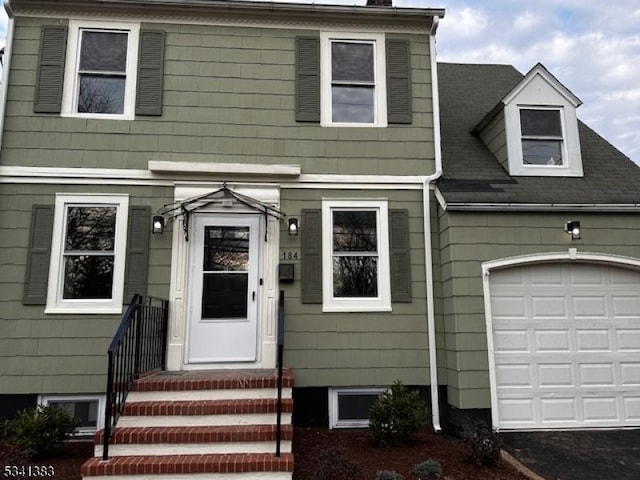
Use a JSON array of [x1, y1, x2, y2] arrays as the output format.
[[501, 430, 640, 480]]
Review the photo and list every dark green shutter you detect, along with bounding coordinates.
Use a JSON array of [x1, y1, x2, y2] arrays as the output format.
[[34, 26, 68, 113], [295, 36, 320, 122], [135, 30, 165, 116], [23, 205, 54, 305], [301, 209, 322, 303], [124, 206, 151, 300], [386, 39, 412, 124], [389, 209, 411, 302]]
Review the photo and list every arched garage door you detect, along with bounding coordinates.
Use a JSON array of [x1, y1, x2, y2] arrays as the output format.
[[488, 262, 640, 429]]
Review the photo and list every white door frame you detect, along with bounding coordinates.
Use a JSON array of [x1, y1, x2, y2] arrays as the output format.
[[483, 250, 640, 430], [166, 184, 281, 371]]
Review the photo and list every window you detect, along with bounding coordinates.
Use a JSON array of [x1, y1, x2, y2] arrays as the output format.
[[62, 20, 140, 119], [329, 388, 385, 429], [321, 32, 387, 127], [46, 194, 129, 314], [322, 200, 391, 312], [520, 108, 564, 166], [40, 395, 104, 435]]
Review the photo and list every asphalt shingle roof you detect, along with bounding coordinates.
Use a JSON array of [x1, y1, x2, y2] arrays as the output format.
[[437, 62, 640, 206]]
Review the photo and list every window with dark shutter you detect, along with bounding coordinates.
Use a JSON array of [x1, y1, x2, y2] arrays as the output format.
[[301, 209, 322, 303], [386, 39, 412, 124], [295, 36, 320, 122], [389, 209, 411, 302], [124, 206, 151, 300], [34, 26, 68, 113], [136, 30, 165, 116], [23, 205, 55, 305]]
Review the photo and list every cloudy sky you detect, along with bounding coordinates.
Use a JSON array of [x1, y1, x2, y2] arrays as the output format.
[[1, 1, 638, 163]]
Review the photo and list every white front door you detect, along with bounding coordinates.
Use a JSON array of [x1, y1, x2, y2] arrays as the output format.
[[187, 214, 261, 363]]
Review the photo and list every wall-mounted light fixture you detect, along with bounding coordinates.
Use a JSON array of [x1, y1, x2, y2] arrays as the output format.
[[152, 215, 165, 235], [564, 220, 581, 240], [288, 218, 299, 236]]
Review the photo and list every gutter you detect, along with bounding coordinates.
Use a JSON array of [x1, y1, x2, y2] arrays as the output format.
[[424, 15, 442, 433], [0, 0, 14, 153]]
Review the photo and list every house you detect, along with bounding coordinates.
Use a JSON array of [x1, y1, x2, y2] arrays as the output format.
[[0, 0, 445, 477], [436, 62, 640, 431]]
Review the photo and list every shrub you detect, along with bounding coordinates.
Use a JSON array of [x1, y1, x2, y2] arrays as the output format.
[[412, 459, 443, 479], [1, 405, 80, 459], [314, 446, 361, 480], [463, 420, 503, 467], [376, 470, 405, 480], [369, 380, 428, 447]]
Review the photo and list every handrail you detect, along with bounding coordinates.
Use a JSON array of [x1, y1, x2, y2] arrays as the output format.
[[275, 290, 285, 457], [103, 295, 169, 460]]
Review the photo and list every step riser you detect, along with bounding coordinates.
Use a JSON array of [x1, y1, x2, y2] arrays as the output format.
[[95, 441, 292, 457], [85, 474, 292, 480], [118, 413, 292, 427], [127, 388, 292, 402]]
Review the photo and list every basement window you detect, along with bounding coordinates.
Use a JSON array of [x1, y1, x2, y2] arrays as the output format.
[[40, 395, 104, 435], [329, 388, 385, 429]]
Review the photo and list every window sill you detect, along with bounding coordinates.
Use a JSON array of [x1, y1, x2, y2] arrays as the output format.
[[322, 303, 392, 313], [45, 305, 123, 315], [321, 121, 388, 128]]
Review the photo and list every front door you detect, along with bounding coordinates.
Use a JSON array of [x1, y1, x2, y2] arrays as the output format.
[[187, 214, 260, 363]]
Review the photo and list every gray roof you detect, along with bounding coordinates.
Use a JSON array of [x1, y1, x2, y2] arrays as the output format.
[[437, 62, 640, 208]]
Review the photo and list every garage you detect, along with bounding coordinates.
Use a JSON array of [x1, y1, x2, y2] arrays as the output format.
[[488, 262, 640, 429]]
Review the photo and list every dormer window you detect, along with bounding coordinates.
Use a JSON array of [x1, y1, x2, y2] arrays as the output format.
[[520, 108, 564, 166]]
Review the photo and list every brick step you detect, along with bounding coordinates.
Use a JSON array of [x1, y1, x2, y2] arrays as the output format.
[[122, 398, 293, 416], [132, 369, 294, 392], [126, 387, 292, 403], [81, 452, 294, 477]]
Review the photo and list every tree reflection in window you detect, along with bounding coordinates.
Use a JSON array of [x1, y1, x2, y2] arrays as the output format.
[[332, 210, 378, 297], [63, 206, 116, 299]]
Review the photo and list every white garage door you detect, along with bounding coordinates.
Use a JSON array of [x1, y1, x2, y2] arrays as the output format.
[[489, 263, 640, 430]]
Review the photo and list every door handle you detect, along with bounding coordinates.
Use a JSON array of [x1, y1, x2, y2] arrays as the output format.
[[252, 291, 256, 301]]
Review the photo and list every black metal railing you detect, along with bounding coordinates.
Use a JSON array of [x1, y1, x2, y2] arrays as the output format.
[[103, 295, 169, 460], [275, 290, 285, 457]]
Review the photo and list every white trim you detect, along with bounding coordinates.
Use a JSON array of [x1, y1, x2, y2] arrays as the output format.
[[320, 31, 387, 127], [39, 394, 105, 436], [148, 161, 301, 177], [321, 199, 391, 312], [329, 387, 385, 429], [482, 251, 640, 430], [61, 19, 140, 120], [45, 193, 129, 314]]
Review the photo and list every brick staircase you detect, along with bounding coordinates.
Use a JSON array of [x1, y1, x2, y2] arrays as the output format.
[[81, 369, 294, 479]]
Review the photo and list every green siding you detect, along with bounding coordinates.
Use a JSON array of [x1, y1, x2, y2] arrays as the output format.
[[478, 110, 508, 169], [2, 18, 435, 175], [280, 188, 430, 388], [0, 184, 173, 394], [439, 208, 640, 410]]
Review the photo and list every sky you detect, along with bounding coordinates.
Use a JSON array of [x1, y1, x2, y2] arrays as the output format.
[[0, 1, 638, 163]]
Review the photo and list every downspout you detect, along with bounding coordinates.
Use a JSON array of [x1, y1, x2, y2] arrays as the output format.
[[0, 0, 15, 153], [424, 15, 442, 432]]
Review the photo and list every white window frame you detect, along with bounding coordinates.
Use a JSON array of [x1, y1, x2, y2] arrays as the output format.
[[61, 19, 140, 120], [320, 31, 387, 127], [45, 193, 129, 314], [39, 394, 105, 436], [322, 199, 391, 312], [518, 106, 566, 167], [329, 387, 385, 429]]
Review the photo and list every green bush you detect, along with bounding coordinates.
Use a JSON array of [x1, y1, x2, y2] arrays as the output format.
[[369, 380, 427, 447], [463, 420, 503, 467], [1, 405, 80, 459], [375, 470, 405, 480], [412, 459, 443, 479], [314, 446, 361, 480]]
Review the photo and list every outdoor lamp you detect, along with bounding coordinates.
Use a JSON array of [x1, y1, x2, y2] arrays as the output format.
[[288, 218, 299, 236], [564, 220, 580, 240], [152, 215, 165, 235]]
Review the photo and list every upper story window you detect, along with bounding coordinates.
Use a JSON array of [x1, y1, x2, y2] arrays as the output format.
[[520, 108, 564, 166], [61, 20, 140, 120], [320, 32, 388, 127], [46, 194, 129, 314], [322, 199, 391, 312]]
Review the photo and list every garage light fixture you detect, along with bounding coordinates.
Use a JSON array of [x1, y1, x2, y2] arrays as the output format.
[[152, 215, 165, 235], [564, 220, 580, 240]]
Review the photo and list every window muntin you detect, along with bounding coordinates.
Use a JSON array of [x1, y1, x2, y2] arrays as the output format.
[[46, 194, 128, 314], [331, 41, 375, 123], [322, 200, 391, 312], [62, 20, 139, 120], [520, 109, 564, 166], [321, 32, 387, 127]]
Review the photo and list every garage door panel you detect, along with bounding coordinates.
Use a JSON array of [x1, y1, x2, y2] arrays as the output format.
[[490, 263, 640, 429]]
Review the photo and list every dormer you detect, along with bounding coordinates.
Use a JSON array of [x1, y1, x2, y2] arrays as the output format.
[[475, 63, 583, 177]]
